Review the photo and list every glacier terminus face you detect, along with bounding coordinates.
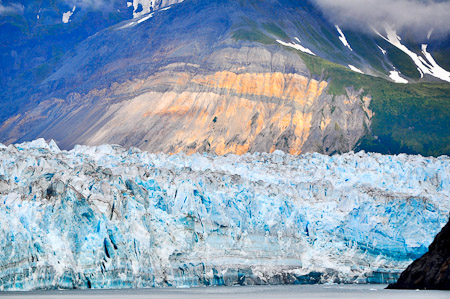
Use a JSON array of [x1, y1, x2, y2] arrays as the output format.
[[0, 139, 449, 290]]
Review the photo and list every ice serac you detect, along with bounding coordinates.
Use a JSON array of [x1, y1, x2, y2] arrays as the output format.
[[1, 139, 449, 290]]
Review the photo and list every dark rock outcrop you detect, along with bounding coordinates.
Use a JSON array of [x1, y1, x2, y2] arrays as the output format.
[[387, 218, 450, 290]]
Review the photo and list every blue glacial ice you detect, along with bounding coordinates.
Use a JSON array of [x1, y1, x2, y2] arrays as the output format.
[[0, 138, 449, 290]]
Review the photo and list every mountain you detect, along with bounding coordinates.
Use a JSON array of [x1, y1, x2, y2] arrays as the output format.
[[1, 0, 449, 156], [0, 0, 181, 121], [1, 139, 449, 290]]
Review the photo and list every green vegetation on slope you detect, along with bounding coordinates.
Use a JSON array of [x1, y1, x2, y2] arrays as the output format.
[[343, 32, 387, 74], [381, 42, 422, 80], [261, 23, 289, 39], [231, 18, 274, 45], [298, 51, 450, 156], [232, 28, 273, 44], [231, 25, 450, 157]]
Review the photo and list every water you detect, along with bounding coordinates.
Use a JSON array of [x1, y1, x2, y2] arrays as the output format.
[[1, 285, 448, 299]]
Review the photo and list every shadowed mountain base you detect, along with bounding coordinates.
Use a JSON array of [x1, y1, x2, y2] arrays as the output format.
[[387, 218, 450, 290]]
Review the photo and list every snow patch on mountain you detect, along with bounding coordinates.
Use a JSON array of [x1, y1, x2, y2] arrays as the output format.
[[62, 6, 76, 23], [137, 12, 154, 23], [420, 44, 450, 82], [118, 20, 137, 29], [389, 70, 408, 84], [277, 39, 316, 56], [377, 45, 386, 55], [336, 25, 352, 51], [118, 3, 173, 29], [131, 0, 183, 18], [0, 139, 449, 290], [375, 27, 450, 83], [417, 67, 424, 79], [348, 65, 364, 74]]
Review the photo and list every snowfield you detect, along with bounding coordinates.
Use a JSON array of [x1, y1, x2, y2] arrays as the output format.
[[376, 26, 450, 83], [0, 139, 449, 290]]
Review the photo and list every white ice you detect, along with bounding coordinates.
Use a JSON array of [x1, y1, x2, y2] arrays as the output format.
[[0, 139, 449, 290], [118, 21, 137, 29]]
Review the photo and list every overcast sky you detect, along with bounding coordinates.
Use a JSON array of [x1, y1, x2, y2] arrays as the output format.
[[312, 0, 450, 40]]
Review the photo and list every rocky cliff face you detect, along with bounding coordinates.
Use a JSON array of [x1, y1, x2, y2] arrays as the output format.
[[0, 48, 371, 155], [0, 0, 374, 155], [387, 218, 450, 290]]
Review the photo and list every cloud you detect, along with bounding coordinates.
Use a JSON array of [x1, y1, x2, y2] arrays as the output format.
[[311, 0, 450, 40], [63, 0, 108, 9], [0, 2, 24, 15]]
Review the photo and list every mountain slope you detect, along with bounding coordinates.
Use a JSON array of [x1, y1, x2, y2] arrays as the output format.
[[0, 0, 182, 122], [0, 0, 449, 156]]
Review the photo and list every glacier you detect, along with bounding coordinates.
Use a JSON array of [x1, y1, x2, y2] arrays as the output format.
[[0, 139, 449, 290]]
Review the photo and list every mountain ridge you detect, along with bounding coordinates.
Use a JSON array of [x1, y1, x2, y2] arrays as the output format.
[[1, 0, 449, 156]]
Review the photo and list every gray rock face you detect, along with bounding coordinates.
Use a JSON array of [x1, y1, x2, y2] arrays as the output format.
[[388, 218, 450, 290], [0, 45, 372, 155], [0, 0, 375, 155], [1, 0, 447, 156]]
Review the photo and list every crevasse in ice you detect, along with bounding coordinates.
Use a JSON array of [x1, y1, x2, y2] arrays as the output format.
[[0, 139, 449, 290]]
